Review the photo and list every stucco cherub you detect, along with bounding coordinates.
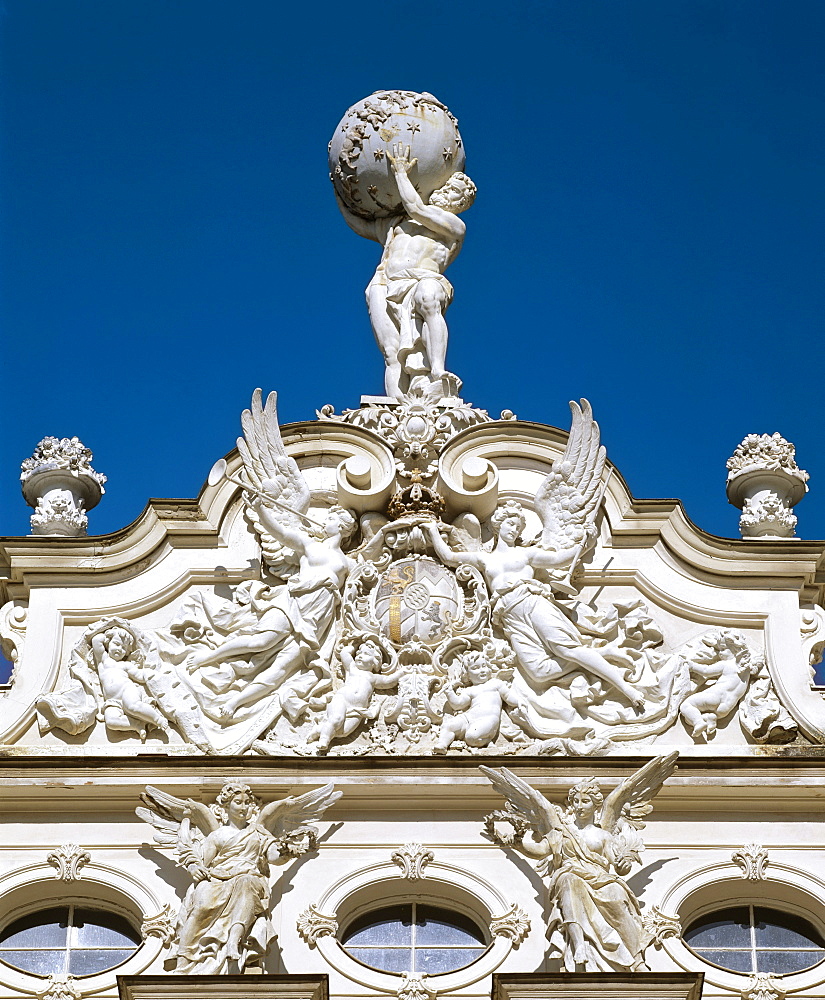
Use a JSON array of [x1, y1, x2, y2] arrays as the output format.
[[90, 622, 169, 737], [435, 648, 523, 753], [37, 617, 169, 740], [186, 389, 357, 720], [308, 634, 400, 753], [481, 752, 678, 972], [426, 400, 644, 711], [679, 629, 759, 741], [137, 780, 341, 974]]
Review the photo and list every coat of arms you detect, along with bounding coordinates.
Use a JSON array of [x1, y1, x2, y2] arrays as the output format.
[[374, 556, 461, 647]]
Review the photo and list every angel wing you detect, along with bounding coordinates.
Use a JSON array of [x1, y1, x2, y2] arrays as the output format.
[[599, 751, 679, 834], [258, 783, 342, 855], [479, 766, 561, 839], [237, 388, 311, 578], [136, 785, 220, 867], [534, 399, 607, 553]]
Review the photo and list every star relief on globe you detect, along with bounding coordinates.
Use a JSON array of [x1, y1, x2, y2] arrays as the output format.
[[329, 90, 466, 220]]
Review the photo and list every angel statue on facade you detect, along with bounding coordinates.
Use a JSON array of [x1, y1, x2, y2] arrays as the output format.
[[137, 780, 341, 973], [481, 752, 678, 972], [426, 399, 645, 713], [186, 389, 357, 720]]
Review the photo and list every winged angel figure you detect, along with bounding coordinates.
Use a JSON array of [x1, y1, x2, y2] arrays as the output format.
[[481, 752, 678, 972], [187, 389, 357, 719], [427, 399, 643, 710], [137, 780, 341, 973]]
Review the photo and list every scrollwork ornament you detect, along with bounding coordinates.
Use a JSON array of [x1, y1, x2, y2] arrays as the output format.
[[47, 844, 90, 881], [297, 904, 338, 945], [732, 843, 769, 880], [641, 905, 681, 948], [391, 843, 434, 879], [0, 600, 27, 686], [36, 977, 82, 1000], [397, 972, 435, 1000], [490, 904, 530, 946], [318, 388, 493, 478], [141, 903, 177, 946], [741, 973, 785, 1000]]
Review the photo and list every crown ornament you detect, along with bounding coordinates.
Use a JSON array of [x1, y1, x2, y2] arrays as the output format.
[[387, 472, 446, 521]]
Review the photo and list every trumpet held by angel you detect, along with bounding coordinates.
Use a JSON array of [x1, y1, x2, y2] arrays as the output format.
[[426, 399, 644, 711], [480, 752, 678, 973], [136, 780, 341, 973]]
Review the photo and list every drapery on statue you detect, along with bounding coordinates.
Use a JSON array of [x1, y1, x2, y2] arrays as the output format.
[[425, 400, 645, 712], [481, 753, 678, 972], [336, 143, 476, 398], [137, 780, 341, 973], [186, 389, 357, 720]]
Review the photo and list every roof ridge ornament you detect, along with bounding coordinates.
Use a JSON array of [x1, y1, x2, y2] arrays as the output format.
[[330, 91, 475, 401]]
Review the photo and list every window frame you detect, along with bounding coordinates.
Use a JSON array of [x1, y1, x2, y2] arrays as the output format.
[[340, 900, 490, 975], [0, 861, 166, 993], [683, 902, 825, 975], [0, 901, 142, 978], [657, 862, 825, 993], [302, 857, 530, 994]]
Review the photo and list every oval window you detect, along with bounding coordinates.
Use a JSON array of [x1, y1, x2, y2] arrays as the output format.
[[341, 903, 487, 975], [0, 905, 141, 977], [684, 905, 825, 975]]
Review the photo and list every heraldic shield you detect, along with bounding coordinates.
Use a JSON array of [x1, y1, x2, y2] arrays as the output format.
[[374, 557, 461, 647]]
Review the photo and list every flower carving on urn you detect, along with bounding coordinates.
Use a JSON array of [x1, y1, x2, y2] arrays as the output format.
[[726, 433, 808, 538], [20, 436, 106, 536]]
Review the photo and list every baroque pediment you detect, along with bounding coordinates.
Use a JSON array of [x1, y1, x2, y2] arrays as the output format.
[[2, 388, 823, 758]]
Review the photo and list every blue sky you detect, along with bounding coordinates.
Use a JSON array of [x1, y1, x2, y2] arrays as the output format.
[[1, 0, 824, 545]]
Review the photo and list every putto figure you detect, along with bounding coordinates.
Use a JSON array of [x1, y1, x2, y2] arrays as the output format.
[[137, 780, 341, 974], [36, 617, 169, 741], [309, 634, 400, 753], [481, 753, 678, 972], [435, 649, 523, 753]]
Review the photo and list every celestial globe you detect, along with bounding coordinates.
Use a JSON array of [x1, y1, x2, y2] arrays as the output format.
[[329, 90, 466, 227]]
